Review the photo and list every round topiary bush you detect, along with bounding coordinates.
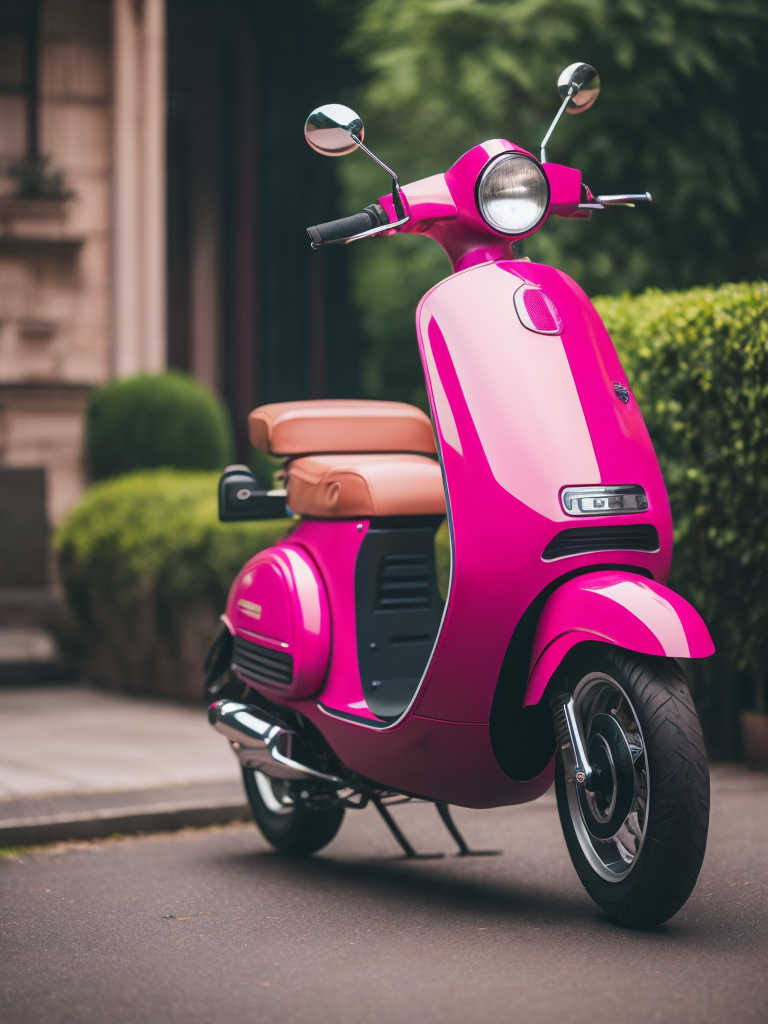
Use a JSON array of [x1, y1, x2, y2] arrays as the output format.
[[86, 372, 235, 480]]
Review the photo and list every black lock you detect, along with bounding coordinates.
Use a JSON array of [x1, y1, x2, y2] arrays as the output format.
[[218, 465, 287, 522]]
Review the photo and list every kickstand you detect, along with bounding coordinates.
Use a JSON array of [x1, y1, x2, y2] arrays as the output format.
[[435, 802, 501, 857], [373, 798, 444, 859]]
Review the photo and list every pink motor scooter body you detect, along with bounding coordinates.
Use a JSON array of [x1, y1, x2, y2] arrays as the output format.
[[223, 139, 713, 808], [226, 545, 330, 699]]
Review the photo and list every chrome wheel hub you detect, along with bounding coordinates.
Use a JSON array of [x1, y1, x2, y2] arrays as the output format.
[[565, 672, 649, 881]]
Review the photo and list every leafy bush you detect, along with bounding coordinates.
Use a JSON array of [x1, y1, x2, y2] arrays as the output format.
[[60, 278, 768, 752], [86, 372, 234, 480], [596, 281, 768, 756], [56, 471, 289, 700], [333, 0, 768, 403]]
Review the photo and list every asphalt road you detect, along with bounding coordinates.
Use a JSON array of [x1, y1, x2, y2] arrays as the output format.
[[2, 771, 767, 1024]]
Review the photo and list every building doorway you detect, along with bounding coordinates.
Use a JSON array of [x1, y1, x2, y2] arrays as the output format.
[[166, 0, 359, 457]]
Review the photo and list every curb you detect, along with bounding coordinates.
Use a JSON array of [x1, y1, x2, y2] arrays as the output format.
[[0, 797, 250, 847]]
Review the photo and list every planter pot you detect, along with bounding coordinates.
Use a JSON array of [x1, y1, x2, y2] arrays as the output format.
[[740, 710, 768, 771]]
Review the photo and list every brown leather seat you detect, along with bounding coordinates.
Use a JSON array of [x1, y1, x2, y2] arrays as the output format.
[[248, 399, 436, 456], [286, 453, 446, 518]]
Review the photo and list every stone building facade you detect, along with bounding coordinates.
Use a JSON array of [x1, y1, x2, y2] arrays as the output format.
[[0, 0, 164, 532], [0, 0, 354, 564]]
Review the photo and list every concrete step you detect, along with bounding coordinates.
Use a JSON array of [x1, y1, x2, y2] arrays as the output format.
[[0, 780, 249, 846], [0, 626, 77, 683]]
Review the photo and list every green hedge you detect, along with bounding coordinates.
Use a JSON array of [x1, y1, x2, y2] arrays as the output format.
[[56, 471, 288, 700], [58, 282, 767, 751], [596, 281, 768, 755], [86, 372, 234, 480]]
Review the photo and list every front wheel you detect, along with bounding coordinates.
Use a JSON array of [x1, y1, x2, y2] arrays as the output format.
[[242, 769, 345, 856], [554, 647, 709, 927]]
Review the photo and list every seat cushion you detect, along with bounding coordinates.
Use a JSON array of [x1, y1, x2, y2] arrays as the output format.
[[248, 399, 436, 456], [286, 454, 446, 518]]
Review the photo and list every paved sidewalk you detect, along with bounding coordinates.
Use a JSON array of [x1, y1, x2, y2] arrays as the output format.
[[1, 683, 765, 847], [0, 684, 247, 845]]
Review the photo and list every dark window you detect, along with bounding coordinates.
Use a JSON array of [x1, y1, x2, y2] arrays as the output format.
[[0, 0, 39, 164]]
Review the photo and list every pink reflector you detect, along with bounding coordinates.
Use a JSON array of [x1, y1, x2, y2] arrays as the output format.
[[522, 288, 562, 333]]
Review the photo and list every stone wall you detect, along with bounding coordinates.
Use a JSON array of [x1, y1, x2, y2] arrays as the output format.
[[0, 0, 112, 526], [0, 0, 165, 533]]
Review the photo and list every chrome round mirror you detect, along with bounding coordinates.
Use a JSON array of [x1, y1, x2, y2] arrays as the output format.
[[558, 63, 601, 114], [304, 103, 364, 157]]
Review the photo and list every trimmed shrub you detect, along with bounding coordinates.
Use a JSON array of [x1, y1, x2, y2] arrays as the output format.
[[56, 470, 289, 700], [86, 372, 234, 480], [596, 281, 768, 756], [59, 283, 768, 752]]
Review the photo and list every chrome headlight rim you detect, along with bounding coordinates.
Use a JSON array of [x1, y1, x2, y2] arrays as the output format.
[[476, 152, 551, 237]]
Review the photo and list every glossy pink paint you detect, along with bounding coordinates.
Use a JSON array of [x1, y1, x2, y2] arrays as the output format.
[[311, 711, 555, 809], [543, 162, 582, 216], [524, 571, 715, 707], [226, 544, 331, 699], [379, 144, 583, 271], [290, 519, 384, 722], [222, 138, 713, 807], [406, 259, 673, 728]]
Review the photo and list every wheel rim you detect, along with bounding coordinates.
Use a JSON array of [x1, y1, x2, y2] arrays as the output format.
[[564, 671, 649, 882], [253, 771, 295, 816]]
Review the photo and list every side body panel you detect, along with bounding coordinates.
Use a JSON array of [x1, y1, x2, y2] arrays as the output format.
[[226, 544, 331, 699], [227, 524, 552, 808], [410, 260, 671, 726]]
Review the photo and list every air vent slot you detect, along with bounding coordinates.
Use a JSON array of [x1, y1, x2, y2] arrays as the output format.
[[375, 554, 432, 610], [543, 524, 660, 560], [232, 635, 293, 688]]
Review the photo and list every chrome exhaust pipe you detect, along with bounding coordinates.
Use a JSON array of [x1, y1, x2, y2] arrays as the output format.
[[208, 700, 344, 786]]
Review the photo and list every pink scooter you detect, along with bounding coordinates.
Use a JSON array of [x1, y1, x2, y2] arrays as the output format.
[[207, 64, 713, 927]]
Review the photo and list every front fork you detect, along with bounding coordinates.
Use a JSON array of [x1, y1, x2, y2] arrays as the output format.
[[551, 685, 643, 844], [552, 695, 592, 785]]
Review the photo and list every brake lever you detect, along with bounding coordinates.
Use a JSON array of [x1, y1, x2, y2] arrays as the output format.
[[579, 191, 652, 211]]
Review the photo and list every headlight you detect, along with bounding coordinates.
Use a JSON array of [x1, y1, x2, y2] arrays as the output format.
[[477, 153, 550, 235]]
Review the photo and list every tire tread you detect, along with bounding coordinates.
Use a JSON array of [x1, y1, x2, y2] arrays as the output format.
[[555, 648, 709, 928]]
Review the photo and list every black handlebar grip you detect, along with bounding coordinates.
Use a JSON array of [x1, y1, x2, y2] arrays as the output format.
[[307, 204, 389, 245]]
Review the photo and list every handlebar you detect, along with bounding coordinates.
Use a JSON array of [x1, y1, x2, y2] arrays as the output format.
[[579, 191, 652, 211], [307, 204, 389, 246]]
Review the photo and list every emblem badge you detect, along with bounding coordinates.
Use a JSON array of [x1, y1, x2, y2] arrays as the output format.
[[237, 599, 262, 619]]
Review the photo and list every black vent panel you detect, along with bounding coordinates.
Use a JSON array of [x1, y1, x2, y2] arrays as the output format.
[[232, 635, 293, 688], [375, 554, 432, 611], [543, 524, 660, 560]]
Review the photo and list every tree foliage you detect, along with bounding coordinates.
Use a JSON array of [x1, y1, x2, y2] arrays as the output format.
[[323, 0, 768, 401]]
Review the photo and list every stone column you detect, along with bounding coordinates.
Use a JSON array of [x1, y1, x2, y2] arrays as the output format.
[[112, 0, 166, 377]]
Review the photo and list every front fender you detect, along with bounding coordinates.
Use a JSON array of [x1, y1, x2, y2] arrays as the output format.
[[523, 571, 714, 707]]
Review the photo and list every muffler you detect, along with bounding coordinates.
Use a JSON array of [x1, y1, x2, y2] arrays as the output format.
[[208, 700, 344, 785]]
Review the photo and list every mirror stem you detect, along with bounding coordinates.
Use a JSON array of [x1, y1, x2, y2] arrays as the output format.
[[352, 135, 405, 219], [540, 86, 574, 164]]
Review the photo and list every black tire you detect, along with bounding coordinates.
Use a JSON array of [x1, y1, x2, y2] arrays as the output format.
[[554, 647, 709, 928], [242, 769, 344, 856]]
